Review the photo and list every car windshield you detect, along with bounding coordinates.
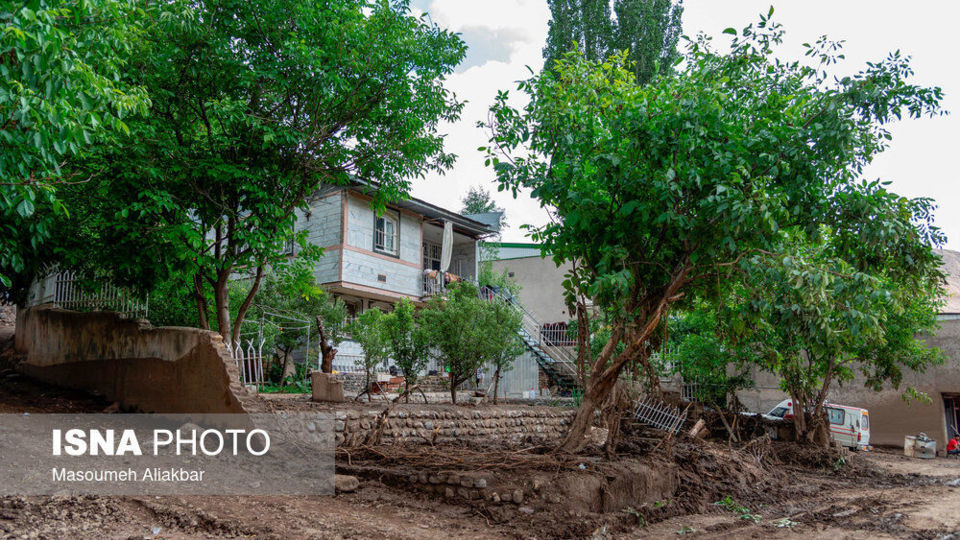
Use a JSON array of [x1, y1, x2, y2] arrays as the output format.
[[768, 406, 788, 418]]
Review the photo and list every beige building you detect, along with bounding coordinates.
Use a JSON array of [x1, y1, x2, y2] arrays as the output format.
[[737, 248, 960, 451], [485, 242, 571, 325], [737, 317, 960, 451]]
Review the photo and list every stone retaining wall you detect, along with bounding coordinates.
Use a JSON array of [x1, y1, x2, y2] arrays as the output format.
[[334, 405, 575, 447], [334, 373, 451, 395]]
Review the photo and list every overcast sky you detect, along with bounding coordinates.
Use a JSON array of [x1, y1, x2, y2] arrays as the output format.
[[408, 1, 959, 249]]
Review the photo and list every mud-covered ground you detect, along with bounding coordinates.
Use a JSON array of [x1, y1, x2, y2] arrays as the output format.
[[0, 357, 958, 538]]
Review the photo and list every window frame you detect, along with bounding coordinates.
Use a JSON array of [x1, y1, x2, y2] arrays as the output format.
[[373, 210, 400, 258], [422, 241, 442, 270], [827, 407, 845, 425]]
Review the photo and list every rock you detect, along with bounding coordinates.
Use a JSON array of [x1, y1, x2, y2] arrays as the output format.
[[445, 487, 456, 498], [518, 506, 534, 515], [474, 478, 487, 488], [334, 475, 359, 493], [460, 477, 474, 488], [178, 422, 201, 434], [491, 492, 501, 503], [102, 402, 120, 413], [512, 489, 524, 504]]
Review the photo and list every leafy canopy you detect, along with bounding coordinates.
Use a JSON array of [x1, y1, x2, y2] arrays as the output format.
[[382, 298, 430, 395], [543, 0, 683, 84], [0, 0, 149, 291], [485, 11, 944, 451], [420, 282, 524, 402], [52, 0, 465, 342]]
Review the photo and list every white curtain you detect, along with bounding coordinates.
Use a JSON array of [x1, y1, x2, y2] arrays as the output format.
[[440, 220, 453, 272]]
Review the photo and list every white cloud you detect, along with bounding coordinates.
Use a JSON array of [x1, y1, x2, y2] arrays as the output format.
[[408, 0, 960, 248]]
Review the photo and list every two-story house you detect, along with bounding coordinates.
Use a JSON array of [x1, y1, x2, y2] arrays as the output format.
[[296, 184, 494, 316]]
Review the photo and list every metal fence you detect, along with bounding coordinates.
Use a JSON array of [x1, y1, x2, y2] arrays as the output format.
[[232, 339, 265, 388], [633, 397, 688, 434], [51, 270, 148, 318], [540, 322, 573, 346]]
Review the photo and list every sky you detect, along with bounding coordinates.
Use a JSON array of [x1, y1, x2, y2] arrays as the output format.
[[408, 1, 960, 249]]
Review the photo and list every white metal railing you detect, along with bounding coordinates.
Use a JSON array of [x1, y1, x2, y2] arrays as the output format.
[[52, 270, 148, 318], [540, 322, 573, 347], [681, 381, 700, 403], [422, 271, 445, 297], [232, 339, 265, 388], [486, 290, 579, 382], [634, 397, 688, 434]]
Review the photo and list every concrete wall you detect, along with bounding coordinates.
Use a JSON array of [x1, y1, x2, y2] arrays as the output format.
[[345, 194, 420, 264], [494, 351, 541, 398], [737, 318, 960, 451], [297, 191, 343, 250], [340, 194, 422, 297], [490, 256, 572, 324], [14, 306, 251, 414], [451, 241, 477, 280]]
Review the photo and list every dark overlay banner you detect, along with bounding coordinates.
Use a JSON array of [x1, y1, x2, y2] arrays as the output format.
[[0, 413, 334, 495]]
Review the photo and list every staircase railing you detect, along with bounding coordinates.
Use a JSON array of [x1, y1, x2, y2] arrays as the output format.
[[485, 289, 580, 386]]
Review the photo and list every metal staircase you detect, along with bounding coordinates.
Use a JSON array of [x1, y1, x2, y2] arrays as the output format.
[[489, 291, 581, 394]]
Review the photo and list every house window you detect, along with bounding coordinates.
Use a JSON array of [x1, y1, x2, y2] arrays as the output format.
[[374, 211, 399, 256], [422, 242, 442, 270]]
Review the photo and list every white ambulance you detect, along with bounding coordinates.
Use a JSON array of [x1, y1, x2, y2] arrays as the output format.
[[764, 399, 871, 450]]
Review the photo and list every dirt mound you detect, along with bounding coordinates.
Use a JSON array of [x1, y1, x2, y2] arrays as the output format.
[[336, 443, 680, 538]]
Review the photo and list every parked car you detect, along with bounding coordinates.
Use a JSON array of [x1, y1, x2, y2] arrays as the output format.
[[763, 399, 871, 450]]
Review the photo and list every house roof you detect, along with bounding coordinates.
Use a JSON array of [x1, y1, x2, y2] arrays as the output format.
[[340, 180, 496, 237]]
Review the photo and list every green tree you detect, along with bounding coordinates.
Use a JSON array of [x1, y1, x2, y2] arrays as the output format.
[[348, 308, 391, 401], [461, 185, 502, 215], [51, 0, 465, 345], [484, 13, 943, 452], [725, 217, 943, 444], [543, 0, 613, 68], [461, 184, 507, 232], [485, 297, 524, 404], [0, 0, 149, 294], [543, 0, 682, 85], [613, 0, 684, 85], [662, 305, 755, 410], [421, 281, 523, 403], [383, 298, 429, 397]]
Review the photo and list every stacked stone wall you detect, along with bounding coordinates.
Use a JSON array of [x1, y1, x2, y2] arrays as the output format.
[[333, 405, 575, 447]]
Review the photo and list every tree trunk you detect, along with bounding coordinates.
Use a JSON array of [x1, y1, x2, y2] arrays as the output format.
[[230, 265, 264, 347], [493, 366, 501, 405], [279, 347, 294, 383], [558, 383, 604, 452], [193, 274, 209, 330], [364, 366, 371, 402], [574, 298, 589, 387], [213, 274, 231, 344], [315, 316, 337, 373], [450, 378, 457, 404]]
